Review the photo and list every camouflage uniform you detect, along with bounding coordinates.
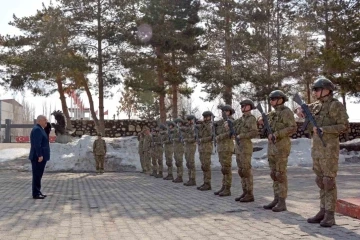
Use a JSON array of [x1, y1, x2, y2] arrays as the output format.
[[172, 118, 185, 183], [142, 128, 152, 174], [263, 90, 297, 212], [149, 129, 157, 176], [138, 133, 145, 173], [163, 122, 175, 180], [183, 116, 197, 186], [302, 78, 349, 227], [93, 133, 107, 174], [197, 111, 214, 191], [214, 105, 235, 197], [152, 127, 164, 178], [233, 100, 258, 202]]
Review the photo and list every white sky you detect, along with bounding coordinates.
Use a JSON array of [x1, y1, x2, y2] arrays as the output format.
[[0, 0, 359, 122]]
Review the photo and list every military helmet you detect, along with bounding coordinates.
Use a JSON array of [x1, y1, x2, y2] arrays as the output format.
[[220, 105, 235, 115], [269, 90, 288, 102], [202, 111, 213, 117], [240, 99, 255, 110], [186, 115, 196, 121], [174, 118, 184, 124], [312, 77, 335, 91], [159, 124, 167, 130], [166, 121, 175, 127]]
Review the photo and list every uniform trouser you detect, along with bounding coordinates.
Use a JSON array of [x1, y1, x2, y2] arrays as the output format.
[[268, 155, 288, 198], [152, 146, 164, 173], [236, 153, 253, 194], [218, 151, 233, 188], [95, 155, 105, 171], [143, 151, 151, 172], [199, 152, 212, 184], [174, 149, 184, 178], [185, 144, 196, 180], [164, 144, 174, 175], [31, 159, 47, 197], [313, 157, 338, 211], [139, 151, 145, 171]]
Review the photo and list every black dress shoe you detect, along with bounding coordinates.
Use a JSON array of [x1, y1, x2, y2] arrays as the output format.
[[40, 194, 47, 198], [33, 195, 45, 199]]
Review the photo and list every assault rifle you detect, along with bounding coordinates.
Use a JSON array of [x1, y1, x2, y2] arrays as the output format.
[[220, 110, 240, 145], [293, 93, 326, 147], [211, 115, 217, 151], [256, 104, 275, 144], [194, 125, 200, 145], [176, 123, 184, 144]]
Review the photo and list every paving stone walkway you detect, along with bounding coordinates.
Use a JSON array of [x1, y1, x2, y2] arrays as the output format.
[[0, 166, 359, 240]]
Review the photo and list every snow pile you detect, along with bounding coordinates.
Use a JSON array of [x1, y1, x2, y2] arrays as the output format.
[[3, 135, 358, 172], [0, 148, 29, 163]]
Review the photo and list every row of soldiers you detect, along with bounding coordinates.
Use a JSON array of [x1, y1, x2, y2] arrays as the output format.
[[137, 78, 349, 228]]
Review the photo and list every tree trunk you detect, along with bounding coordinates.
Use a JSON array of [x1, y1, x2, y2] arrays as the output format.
[[306, 74, 311, 104], [97, 0, 105, 135], [276, 0, 282, 88], [82, 75, 100, 129], [155, 46, 166, 123], [171, 52, 178, 118], [224, 2, 232, 105], [55, 73, 72, 130]]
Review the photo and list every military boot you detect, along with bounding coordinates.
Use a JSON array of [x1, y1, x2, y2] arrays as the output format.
[[307, 208, 325, 223], [219, 186, 231, 197], [235, 192, 246, 202], [199, 183, 211, 191], [240, 192, 254, 202], [163, 174, 174, 180], [263, 195, 279, 210], [184, 178, 196, 186], [197, 183, 205, 190], [272, 197, 287, 212], [155, 172, 163, 178], [214, 185, 225, 195], [172, 176, 183, 183], [320, 211, 335, 227], [150, 170, 156, 176]]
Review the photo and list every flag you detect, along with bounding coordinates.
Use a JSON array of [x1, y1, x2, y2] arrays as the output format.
[[104, 110, 108, 115]]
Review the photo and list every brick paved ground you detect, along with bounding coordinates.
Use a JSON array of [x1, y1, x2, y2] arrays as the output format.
[[0, 166, 359, 240]]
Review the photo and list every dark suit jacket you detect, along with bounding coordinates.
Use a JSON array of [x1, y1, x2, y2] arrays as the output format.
[[44, 122, 51, 139], [29, 124, 51, 162]]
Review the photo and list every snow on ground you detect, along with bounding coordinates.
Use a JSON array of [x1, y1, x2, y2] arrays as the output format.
[[1, 135, 359, 172], [0, 148, 29, 163]]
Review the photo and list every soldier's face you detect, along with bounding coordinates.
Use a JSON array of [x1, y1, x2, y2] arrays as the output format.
[[313, 88, 330, 99], [241, 105, 251, 112], [270, 97, 283, 107], [225, 110, 231, 116]]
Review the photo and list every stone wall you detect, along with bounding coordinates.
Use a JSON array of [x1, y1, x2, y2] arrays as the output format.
[[71, 119, 360, 142], [71, 119, 157, 137]]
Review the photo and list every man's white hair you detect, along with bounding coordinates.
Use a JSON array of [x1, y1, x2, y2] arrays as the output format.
[[36, 115, 47, 122]]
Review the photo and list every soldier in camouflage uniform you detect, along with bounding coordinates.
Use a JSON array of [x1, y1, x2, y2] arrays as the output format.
[[214, 105, 235, 197], [149, 127, 158, 176], [233, 100, 259, 202], [197, 111, 214, 191], [295, 78, 349, 227], [154, 124, 167, 178], [163, 121, 175, 180], [258, 90, 297, 212], [183, 115, 197, 186], [172, 118, 185, 183], [142, 126, 152, 175], [93, 133, 107, 174], [152, 125, 164, 178], [138, 132, 146, 173]]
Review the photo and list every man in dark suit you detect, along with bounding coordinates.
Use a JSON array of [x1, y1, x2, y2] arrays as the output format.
[[29, 115, 51, 199]]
